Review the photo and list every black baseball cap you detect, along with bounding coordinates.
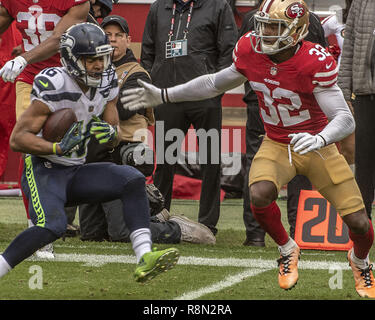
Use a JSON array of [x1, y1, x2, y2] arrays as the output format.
[[101, 15, 130, 34]]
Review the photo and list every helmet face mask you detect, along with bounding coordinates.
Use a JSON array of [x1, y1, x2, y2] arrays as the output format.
[[60, 23, 115, 88], [251, 0, 309, 55]]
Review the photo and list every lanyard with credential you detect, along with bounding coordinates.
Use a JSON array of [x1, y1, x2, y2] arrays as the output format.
[[168, 1, 194, 42]]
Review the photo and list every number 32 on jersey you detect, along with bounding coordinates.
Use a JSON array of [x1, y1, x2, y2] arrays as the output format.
[[250, 81, 311, 127]]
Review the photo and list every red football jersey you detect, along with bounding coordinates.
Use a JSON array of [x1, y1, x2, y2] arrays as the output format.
[[233, 33, 338, 144], [0, 0, 88, 84], [0, 21, 22, 65]]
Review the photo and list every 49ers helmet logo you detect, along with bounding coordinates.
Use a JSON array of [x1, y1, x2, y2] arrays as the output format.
[[285, 3, 306, 19]]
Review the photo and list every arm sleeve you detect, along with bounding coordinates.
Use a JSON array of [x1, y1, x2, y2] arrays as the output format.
[[168, 63, 247, 103], [313, 84, 355, 144]]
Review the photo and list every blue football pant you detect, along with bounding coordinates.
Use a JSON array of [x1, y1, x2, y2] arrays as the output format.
[[2, 156, 150, 268]]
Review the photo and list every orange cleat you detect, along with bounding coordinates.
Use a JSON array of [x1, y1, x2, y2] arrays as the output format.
[[348, 249, 375, 298], [277, 246, 300, 290]]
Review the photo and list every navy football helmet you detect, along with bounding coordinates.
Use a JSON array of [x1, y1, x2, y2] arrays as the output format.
[[60, 22, 114, 87]]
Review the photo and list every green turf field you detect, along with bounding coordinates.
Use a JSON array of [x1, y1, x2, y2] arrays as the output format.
[[0, 196, 373, 302]]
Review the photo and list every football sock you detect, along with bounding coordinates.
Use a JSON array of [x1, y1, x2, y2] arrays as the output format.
[[251, 201, 289, 246], [130, 228, 152, 263], [278, 237, 298, 256], [2, 226, 58, 268], [349, 219, 374, 260], [350, 250, 370, 270], [0, 255, 12, 278]]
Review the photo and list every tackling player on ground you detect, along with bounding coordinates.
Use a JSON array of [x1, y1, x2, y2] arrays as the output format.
[[121, 0, 375, 297], [0, 23, 179, 283]]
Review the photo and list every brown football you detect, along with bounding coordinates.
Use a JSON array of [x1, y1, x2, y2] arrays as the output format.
[[42, 108, 77, 142]]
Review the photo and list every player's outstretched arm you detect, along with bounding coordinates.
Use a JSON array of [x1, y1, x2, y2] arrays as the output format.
[[0, 1, 90, 82], [121, 64, 247, 111]]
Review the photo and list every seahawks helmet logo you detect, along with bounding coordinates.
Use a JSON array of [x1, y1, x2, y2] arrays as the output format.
[[60, 33, 75, 50]]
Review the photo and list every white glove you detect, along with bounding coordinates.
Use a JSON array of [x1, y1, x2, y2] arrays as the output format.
[[0, 56, 27, 82], [288, 133, 326, 155], [120, 79, 163, 111]]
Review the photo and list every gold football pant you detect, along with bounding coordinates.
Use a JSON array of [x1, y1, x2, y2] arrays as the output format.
[[249, 136, 364, 217], [15, 81, 32, 120]]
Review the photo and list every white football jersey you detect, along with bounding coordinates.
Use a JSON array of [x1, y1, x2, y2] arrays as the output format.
[[321, 14, 345, 66], [31, 66, 119, 166]]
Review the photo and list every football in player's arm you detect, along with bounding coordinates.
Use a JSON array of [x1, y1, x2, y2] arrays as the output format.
[[10, 87, 119, 157], [121, 0, 375, 298]]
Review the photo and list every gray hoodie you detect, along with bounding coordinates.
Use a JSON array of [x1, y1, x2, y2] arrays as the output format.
[[338, 0, 375, 100]]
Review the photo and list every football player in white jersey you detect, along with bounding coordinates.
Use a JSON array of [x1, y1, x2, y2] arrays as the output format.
[[0, 23, 179, 283]]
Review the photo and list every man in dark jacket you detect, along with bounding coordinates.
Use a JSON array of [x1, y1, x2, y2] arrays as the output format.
[[240, 2, 327, 246], [141, 0, 238, 235]]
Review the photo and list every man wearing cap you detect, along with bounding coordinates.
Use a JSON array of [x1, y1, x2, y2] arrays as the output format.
[[78, 15, 216, 245]]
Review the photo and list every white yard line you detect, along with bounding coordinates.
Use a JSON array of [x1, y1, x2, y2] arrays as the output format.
[[27, 253, 351, 300], [174, 268, 271, 300], [32, 253, 350, 270]]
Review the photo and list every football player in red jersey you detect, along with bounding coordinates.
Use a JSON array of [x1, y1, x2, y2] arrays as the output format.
[[0, 0, 89, 258], [121, 0, 375, 298], [0, 0, 90, 114]]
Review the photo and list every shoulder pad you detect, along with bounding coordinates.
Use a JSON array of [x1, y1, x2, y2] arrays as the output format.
[[34, 67, 65, 93]]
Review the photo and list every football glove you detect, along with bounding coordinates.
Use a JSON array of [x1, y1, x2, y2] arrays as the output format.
[[0, 56, 27, 82], [90, 116, 118, 144], [56, 122, 86, 156], [289, 133, 326, 155], [120, 79, 164, 111]]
